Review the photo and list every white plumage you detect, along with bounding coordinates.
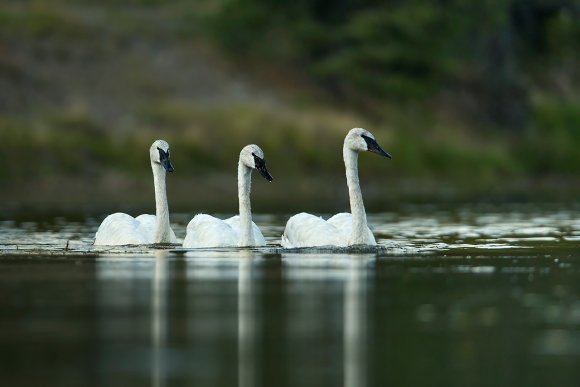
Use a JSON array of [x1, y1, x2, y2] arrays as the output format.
[[94, 140, 178, 246], [95, 213, 177, 245], [183, 144, 273, 248], [182, 214, 266, 248], [281, 128, 390, 248], [281, 213, 375, 248]]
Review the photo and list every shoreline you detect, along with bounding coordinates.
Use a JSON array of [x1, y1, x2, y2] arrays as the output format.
[[1, 175, 578, 218]]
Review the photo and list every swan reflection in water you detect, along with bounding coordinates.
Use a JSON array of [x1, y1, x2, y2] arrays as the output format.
[[95, 253, 172, 386], [344, 257, 369, 387], [96, 249, 371, 387], [152, 251, 169, 387], [282, 253, 372, 387], [238, 252, 256, 387]]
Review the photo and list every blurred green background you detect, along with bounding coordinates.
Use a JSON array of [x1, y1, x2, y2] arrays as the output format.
[[0, 0, 579, 214]]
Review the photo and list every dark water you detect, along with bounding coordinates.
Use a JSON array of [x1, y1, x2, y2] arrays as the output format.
[[1, 204, 579, 387]]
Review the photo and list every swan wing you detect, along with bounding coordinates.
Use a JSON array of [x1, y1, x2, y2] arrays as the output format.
[[281, 212, 346, 248], [251, 224, 267, 246], [183, 214, 238, 248], [135, 214, 156, 243], [223, 215, 240, 229], [94, 213, 149, 245], [224, 215, 267, 246], [327, 212, 376, 245], [327, 212, 354, 236], [134, 214, 178, 244]]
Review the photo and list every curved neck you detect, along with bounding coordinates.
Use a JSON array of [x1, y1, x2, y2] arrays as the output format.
[[152, 163, 172, 243], [238, 161, 254, 246], [343, 146, 368, 244]]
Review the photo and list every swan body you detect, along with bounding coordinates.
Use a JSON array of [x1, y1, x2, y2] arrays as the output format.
[[94, 140, 178, 246], [183, 144, 273, 248], [281, 128, 390, 248], [183, 214, 266, 248], [281, 212, 375, 248]]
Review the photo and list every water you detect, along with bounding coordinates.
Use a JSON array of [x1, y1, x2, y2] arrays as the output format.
[[1, 204, 579, 386]]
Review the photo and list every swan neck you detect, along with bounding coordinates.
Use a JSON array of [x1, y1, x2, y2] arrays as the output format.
[[238, 161, 253, 246], [152, 163, 172, 243], [343, 146, 368, 244]]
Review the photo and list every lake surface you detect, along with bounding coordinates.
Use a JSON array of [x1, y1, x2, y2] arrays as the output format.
[[1, 203, 579, 387]]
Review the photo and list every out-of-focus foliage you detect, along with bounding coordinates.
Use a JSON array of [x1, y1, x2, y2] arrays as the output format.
[[211, 0, 580, 127]]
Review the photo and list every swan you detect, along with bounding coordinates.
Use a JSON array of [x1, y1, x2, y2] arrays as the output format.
[[183, 144, 273, 248], [94, 140, 178, 245], [281, 128, 391, 248]]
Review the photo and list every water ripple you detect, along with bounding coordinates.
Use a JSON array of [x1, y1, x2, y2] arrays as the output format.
[[0, 206, 578, 256]]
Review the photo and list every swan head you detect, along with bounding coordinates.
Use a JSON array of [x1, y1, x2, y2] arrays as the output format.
[[150, 140, 174, 172], [241, 144, 273, 182], [345, 128, 391, 158]]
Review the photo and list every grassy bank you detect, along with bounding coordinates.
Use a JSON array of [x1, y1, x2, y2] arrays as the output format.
[[1, 100, 579, 181]]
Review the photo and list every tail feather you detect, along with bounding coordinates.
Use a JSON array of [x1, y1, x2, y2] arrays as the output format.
[[281, 233, 293, 249]]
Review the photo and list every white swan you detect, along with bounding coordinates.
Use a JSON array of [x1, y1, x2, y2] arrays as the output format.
[[94, 140, 178, 245], [183, 144, 273, 248], [281, 128, 391, 248]]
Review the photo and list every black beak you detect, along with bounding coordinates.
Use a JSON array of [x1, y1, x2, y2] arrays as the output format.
[[158, 147, 175, 172], [257, 164, 273, 182], [162, 158, 174, 172], [252, 153, 273, 182], [362, 134, 392, 159]]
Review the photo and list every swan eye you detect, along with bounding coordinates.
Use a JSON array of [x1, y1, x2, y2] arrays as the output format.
[[361, 134, 392, 158], [252, 152, 273, 181], [361, 134, 377, 149], [251, 152, 264, 168], [157, 147, 169, 162], [157, 147, 175, 172]]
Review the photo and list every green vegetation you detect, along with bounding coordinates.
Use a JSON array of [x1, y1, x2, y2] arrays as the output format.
[[2, 101, 576, 184], [0, 0, 578, 210], [210, 1, 580, 119]]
